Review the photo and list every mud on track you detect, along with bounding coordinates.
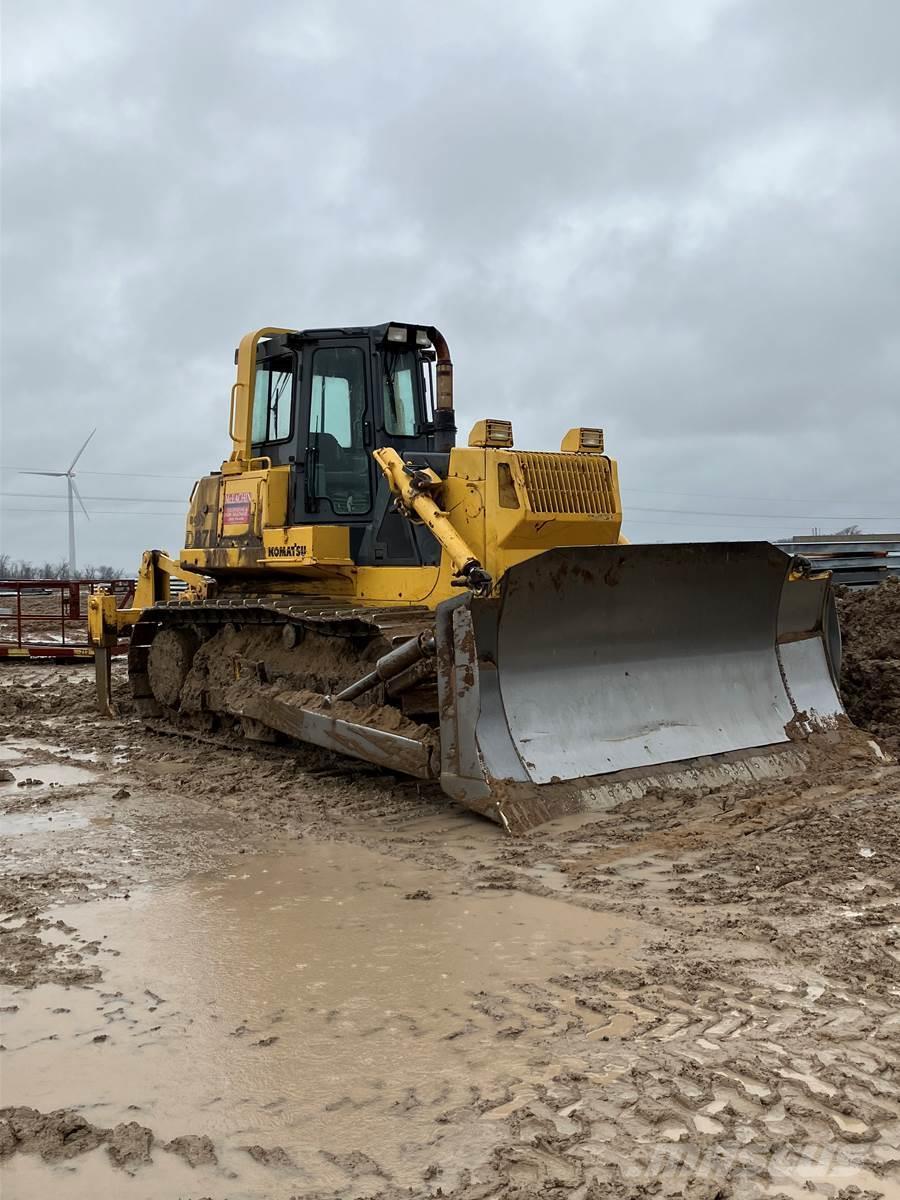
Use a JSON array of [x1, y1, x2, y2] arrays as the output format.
[[1, 659, 900, 1199]]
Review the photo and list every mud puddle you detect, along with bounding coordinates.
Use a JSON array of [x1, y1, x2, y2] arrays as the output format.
[[2, 840, 648, 1196], [0, 810, 89, 836], [0, 739, 95, 762], [0, 739, 132, 769], [0, 762, 100, 789]]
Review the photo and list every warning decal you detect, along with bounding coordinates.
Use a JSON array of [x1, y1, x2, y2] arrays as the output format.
[[223, 492, 252, 525]]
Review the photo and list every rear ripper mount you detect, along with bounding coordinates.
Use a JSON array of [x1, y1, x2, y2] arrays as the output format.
[[128, 542, 844, 833]]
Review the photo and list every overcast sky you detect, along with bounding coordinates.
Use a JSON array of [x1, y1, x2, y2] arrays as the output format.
[[2, 0, 898, 572]]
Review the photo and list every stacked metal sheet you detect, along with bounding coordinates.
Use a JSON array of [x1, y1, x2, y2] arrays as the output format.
[[778, 535, 900, 588]]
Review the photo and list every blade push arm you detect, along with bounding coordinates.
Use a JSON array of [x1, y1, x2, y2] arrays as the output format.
[[373, 448, 492, 595]]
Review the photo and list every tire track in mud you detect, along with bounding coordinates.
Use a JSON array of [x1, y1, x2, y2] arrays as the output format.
[[332, 727, 900, 1196]]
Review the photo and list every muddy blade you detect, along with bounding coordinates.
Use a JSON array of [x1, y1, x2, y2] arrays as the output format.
[[436, 542, 843, 832]]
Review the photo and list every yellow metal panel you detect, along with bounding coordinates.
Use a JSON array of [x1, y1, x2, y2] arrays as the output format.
[[181, 546, 263, 571], [263, 466, 290, 527], [187, 466, 289, 548], [473, 450, 623, 568], [184, 475, 221, 550], [87, 591, 119, 643], [261, 525, 353, 566], [445, 446, 486, 485], [355, 566, 444, 606]]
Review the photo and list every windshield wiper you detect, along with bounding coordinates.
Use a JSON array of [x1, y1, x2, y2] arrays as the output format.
[[384, 356, 400, 425]]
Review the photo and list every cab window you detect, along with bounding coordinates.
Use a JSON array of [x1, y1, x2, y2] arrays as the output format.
[[251, 354, 293, 443], [383, 351, 418, 436]]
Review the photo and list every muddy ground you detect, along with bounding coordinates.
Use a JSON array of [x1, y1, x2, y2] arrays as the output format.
[[1, 648, 900, 1198]]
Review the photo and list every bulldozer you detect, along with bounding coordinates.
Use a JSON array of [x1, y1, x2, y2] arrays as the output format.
[[89, 322, 844, 831]]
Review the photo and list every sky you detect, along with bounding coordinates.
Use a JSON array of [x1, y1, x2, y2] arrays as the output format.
[[1, 0, 899, 573]]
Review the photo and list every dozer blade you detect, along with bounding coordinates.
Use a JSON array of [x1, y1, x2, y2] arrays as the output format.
[[435, 542, 844, 832]]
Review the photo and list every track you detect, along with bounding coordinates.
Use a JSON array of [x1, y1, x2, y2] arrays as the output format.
[[127, 595, 438, 742]]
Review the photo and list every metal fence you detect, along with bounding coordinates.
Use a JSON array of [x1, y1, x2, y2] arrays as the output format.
[[0, 579, 135, 659]]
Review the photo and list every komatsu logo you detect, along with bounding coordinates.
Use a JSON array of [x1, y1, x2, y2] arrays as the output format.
[[269, 544, 307, 558]]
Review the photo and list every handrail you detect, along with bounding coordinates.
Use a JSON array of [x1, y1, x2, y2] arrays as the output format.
[[225, 326, 297, 470]]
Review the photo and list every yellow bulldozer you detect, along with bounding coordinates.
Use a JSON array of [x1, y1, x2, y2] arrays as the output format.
[[89, 322, 843, 831]]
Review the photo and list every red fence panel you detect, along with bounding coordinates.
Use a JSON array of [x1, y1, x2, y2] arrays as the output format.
[[0, 579, 135, 659]]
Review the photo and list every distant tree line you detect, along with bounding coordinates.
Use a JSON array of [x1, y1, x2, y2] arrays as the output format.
[[0, 555, 124, 580]]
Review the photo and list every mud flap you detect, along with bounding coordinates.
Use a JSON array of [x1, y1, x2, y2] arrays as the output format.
[[435, 542, 844, 831]]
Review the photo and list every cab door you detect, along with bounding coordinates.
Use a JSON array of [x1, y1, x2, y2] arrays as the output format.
[[290, 340, 375, 543]]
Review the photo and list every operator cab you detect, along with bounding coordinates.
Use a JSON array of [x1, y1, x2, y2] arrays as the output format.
[[249, 323, 453, 565]]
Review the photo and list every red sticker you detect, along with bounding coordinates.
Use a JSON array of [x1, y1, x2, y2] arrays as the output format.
[[223, 492, 252, 525]]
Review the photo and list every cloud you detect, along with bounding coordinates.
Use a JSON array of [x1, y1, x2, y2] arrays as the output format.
[[2, 0, 898, 571]]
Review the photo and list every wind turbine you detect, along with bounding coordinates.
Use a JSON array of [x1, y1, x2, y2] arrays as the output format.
[[20, 429, 96, 576]]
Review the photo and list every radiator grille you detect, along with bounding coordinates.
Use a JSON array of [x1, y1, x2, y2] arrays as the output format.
[[516, 453, 618, 516]]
